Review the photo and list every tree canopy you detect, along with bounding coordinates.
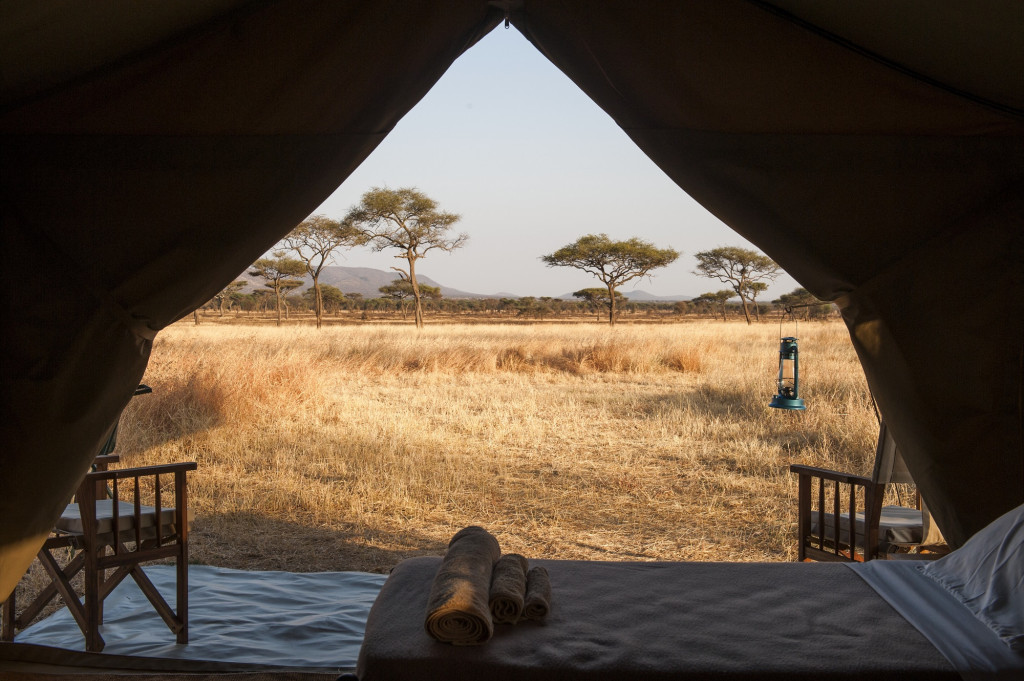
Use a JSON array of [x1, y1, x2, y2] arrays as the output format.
[[693, 246, 780, 324], [249, 255, 305, 327], [343, 187, 465, 328], [542, 234, 679, 325], [692, 290, 735, 321], [211, 280, 247, 317], [379, 278, 440, 319], [281, 214, 361, 328], [774, 287, 832, 319], [572, 287, 628, 320]]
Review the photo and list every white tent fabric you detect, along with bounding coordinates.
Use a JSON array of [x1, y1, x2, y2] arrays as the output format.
[[1, 1, 1022, 602], [12, 565, 385, 673]]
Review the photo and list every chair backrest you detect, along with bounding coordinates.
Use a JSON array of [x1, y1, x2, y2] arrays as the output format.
[[871, 421, 945, 545], [871, 421, 915, 486]]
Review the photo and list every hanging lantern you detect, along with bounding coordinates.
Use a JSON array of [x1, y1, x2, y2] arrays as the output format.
[[769, 336, 805, 410]]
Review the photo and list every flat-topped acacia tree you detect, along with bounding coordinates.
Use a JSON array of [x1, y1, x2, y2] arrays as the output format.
[[693, 246, 780, 325], [692, 290, 736, 321], [249, 255, 305, 327], [572, 287, 628, 322], [282, 215, 361, 329], [343, 187, 466, 329], [379, 277, 441, 320], [542, 234, 679, 326]]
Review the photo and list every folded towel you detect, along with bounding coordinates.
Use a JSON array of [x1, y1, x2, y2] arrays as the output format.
[[522, 566, 551, 621], [489, 553, 529, 624], [424, 526, 501, 645]]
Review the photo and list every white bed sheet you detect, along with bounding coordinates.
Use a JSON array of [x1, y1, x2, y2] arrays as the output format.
[[852, 502, 1024, 681], [852, 560, 1024, 681]]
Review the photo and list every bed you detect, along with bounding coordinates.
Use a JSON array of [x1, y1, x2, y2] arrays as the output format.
[[356, 503, 1024, 681]]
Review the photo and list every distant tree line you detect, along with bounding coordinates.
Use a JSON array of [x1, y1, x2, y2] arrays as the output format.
[[196, 188, 835, 326], [197, 285, 834, 321]]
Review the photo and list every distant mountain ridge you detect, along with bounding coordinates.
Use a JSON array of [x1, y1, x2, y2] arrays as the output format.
[[619, 290, 693, 302], [557, 289, 693, 302], [237, 265, 509, 299], [236, 265, 695, 300]]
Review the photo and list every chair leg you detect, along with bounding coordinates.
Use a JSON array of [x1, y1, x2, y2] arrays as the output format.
[[177, 546, 188, 644], [83, 546, 105, 652], [36, 547, 88, 634]]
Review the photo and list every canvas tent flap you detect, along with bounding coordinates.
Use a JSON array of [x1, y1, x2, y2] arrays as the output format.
[[510, 0, 1024, 546], [2, 0, 1023, 600], [0, 0, 504, 600], [765, 0, 1024, 112]]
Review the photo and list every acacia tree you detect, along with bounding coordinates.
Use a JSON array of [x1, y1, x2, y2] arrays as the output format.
[[212, 280, 247, 317], [573, 287, 628, 321], [775, 287, 829, 319], [693, 246, 780, 325], [694, 290, 735, 321], [249, 255, 305, 326], [281, 215, 361, 329], [279, 278, 304, 319], [318, 285, 346, 315], [379, 278, 441, 320], [343, 187, 466, 328], [742, 281, 769, 321], [542, 234, 679, 326]]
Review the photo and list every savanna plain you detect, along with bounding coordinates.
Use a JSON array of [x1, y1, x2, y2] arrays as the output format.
[[14, 319, 885, 623], [118, 318, 879, 571]]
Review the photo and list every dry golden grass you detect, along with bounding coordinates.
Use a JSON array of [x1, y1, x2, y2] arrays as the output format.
[[100, 319, 878, 574], [11, 319, 886, 631]]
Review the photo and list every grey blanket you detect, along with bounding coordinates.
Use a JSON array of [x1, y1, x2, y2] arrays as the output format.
[[357, 558, 957, 681]]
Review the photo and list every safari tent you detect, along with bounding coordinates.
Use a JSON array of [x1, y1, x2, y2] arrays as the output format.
[[1, 0, 1022, 672]]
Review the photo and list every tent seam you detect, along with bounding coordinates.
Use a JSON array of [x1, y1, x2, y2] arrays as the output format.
[[746, 0, 1024, 121]]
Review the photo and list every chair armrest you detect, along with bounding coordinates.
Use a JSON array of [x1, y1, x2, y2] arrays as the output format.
[[92, 454, 121, 468], [85, 462, 197, 481], [789, 464, 871, 487]]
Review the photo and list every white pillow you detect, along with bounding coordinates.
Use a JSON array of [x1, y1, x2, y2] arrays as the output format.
[[921, 502, 1024, 651]]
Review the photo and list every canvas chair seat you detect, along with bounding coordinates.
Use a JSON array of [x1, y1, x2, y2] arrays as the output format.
[[812, 505, 924, 550], [55, 501, 177, 536]]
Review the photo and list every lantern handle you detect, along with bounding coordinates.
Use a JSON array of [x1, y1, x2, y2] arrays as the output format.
[[779, 305, 798, 340]]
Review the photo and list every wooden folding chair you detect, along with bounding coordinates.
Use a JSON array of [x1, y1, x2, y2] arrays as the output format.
[[2, 385, 196, 652], [2, 461, 196, 651], [789, 421, 944, 562]]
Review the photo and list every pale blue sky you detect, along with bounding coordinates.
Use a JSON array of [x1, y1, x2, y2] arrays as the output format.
[[310, 26, 799, 299]]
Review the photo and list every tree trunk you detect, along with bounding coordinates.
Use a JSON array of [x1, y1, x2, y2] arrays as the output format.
[[607, 284, 616, 326], [274, 285, 282, 327], [738, 292, 752, 325], [409, 256, 424, 329], [193, 309, 199, 325], [313, 277, 323, 329]]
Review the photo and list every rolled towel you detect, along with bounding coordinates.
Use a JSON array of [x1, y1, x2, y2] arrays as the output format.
[[522, 566, 551, 621], [488, 553, 529, 624], [424, 526, 501, 645]]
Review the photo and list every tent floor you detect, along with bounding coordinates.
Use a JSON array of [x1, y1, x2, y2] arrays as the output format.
[[1, 565, 386, 676]]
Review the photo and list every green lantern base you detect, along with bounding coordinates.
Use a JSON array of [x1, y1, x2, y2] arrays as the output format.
[[769, 395, 806, 410]]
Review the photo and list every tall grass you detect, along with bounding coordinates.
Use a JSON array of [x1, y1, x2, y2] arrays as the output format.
[[109, 320, 876, 572]]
